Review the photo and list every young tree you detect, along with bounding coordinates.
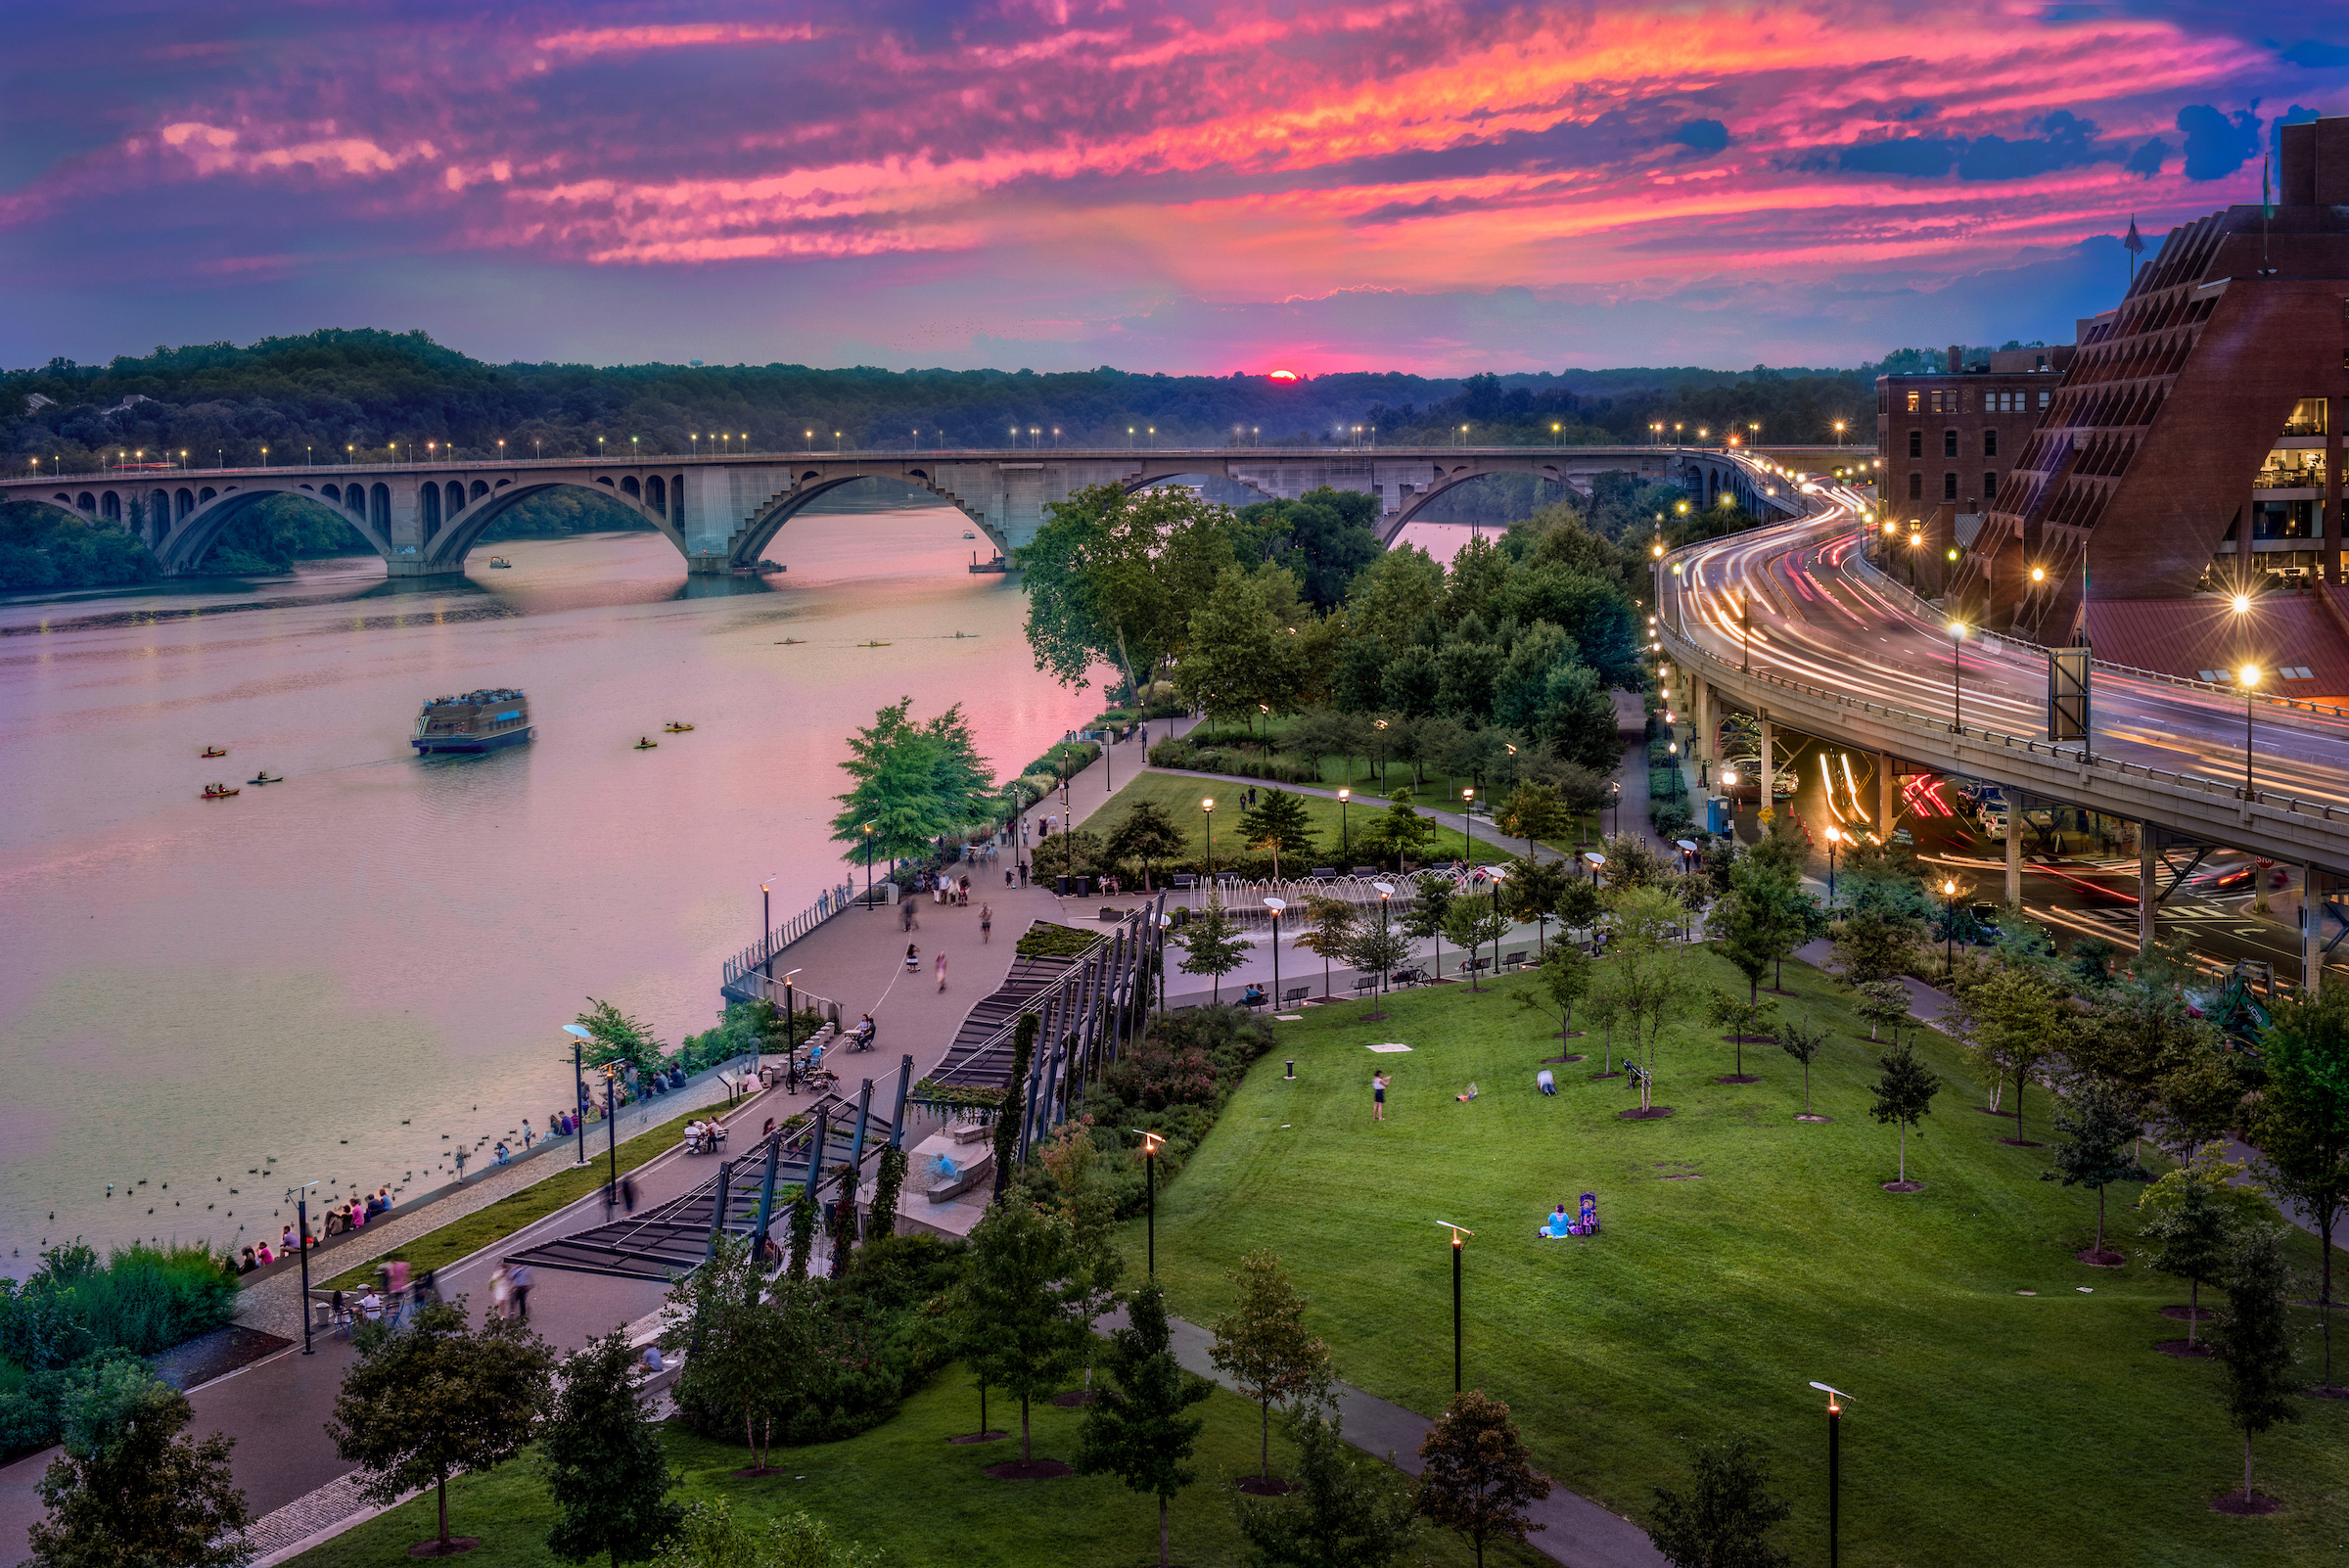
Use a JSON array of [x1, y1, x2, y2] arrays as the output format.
[[2040, 1080, 2152, 1262], [1556, 878, 1604, 947], [1498, 779, 1569, 855], [1503, 855, 1570, 951], [1851, 980, 1910, 1046], [543, 1329, 683, 1568], [991, 1012, 1040, 1203], [954, 1200, 1097, 1464], [1174, 897, 1251, 1004], [1297, 896, 1359, 1000], [1415, 1391, 1553, 1568], [1208, 1251, 1333, 1483], [1372, 793, 1437, 871], [1595, 886, 1692, 1110], [1646, 1434, 1794, 1568], [1777, 1015, 1828, 1118], [1828, 905, 1920, 984], [1961, 964, 2067, 1145], [576, 997, 668, 1082], [1708, 884, 1777, 1007], [26, 1359, 250, 1568], [1107, 802, 1188, 892], [1240, 789, 1319, 877], [328, 1299, 556, 1553], [1403, 872, 1454, 977], [655, 1499, 883, 1568], [2250, 988, 2349, 1390], [1344, 908, 1416, 1004], [660, 1241, 811, 1471], [2138, 1160, 2240, 1350], [1078, 1284, 1213, 1568], [1870, 1040, 1941, 1188], [2210, 1224, 2303, 1509], [1232, 1403, 1420, 1568], [2148, 1040, 2247, 1167], [1443, 897, 1507, 992], [1704, 991, 1778, 1081], [1516, 942, 1593, 1041]]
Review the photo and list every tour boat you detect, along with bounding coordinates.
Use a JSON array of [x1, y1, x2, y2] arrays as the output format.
[[201, 746, 227, 758], [487, 557, 512, 569], [246, 772, 285, 785], [202, 783, 240, 800], [412, 689, 534, 754], [664, 722, 696, 733]]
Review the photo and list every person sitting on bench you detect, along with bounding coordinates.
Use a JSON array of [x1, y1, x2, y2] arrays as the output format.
[[1537, 1069, 1556, 1095], [1454, 1082, 1479, 1102], [1539, 1203, 1572, 1238]]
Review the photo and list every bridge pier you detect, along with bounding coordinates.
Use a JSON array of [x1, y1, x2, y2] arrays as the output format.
[[383, 560, 469, 580], [1877, 753, 1894, 839], [2005, 805, 2022, 908], [2304, 865, 2322, 997], [686, 554, 731, 576], [1758, 715, 1773, 819], [2139, 831, 2157, 955]]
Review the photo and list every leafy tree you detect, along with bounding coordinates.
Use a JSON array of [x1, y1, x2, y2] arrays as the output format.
[[1953, 964, 2065, 1143], [1777, 1016, 1827, 1117], [1595, 886, 1693, 1110], [1175, 897, 1251, 1004], [1241, 789, 1320, 878], [1414, 1391, 1553, 1568], [1646, 1434, 1793, 1568], [1502, 855, 1569, 951], [1497, 779, 1570, 853], [954, 1200, 1097, 1463], [26, 1359, 250, 1568], [653, 1499, 881, 1568], [2040, 1081, 2151, 1259], [1828, 904, 1920, 984], [660, 1241, 809, 1470], [991, 1013, 1041, 1203], [576, 998, 668, 1082], [1364, 794, 1437, 871], [2210, 1224, 2303, 1507], [1107, 802, 1188, 891], [1597, 830, 1668, 892], [2138, 1154, 2245, 1349], [1236, 488, 1385, 611], [1209, 1251, 1333, 1482], [1018, 482, 1236, 691], [2148, 1040, 2248, 1167], [544, 1329, 683, 1568], [1704, 992, 1778, 1080], [1078, 1284, 1213, 1568], [1443, 896, 1507, 992], [1869, 1040, 1941, 1187], [829, 698, 996, 864], [1517, 941, 1593, 1039], [1851, 979, 1910, 1046], [1343, 907, 1415, 997], [1296, 897, 1359, 999], [2249, 988, 2349, 1390], [868, 1145, 908, 1241], [1232, 1402, 1420, 1568], [1402, 872, 1454, 975], [1708, 882, 1778, 1006], [1556, 879, 1604, 946], [328, 1299, 555, 1553], [1179, 566, 1301, 726]]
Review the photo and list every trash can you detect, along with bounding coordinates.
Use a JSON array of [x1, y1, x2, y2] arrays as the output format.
[[1075, 875, 1092, 898], [1056, 875, 1071, 896]]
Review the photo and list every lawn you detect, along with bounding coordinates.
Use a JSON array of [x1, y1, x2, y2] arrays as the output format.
[[1076, 770, 1508, 875], [321, 1104, 734, 1291], [1129, 953, 2349, 1567], [293, 1361, 1545, 1568]]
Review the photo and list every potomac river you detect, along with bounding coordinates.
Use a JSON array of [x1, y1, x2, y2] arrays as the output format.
[[0, 507, 1093, 1271]]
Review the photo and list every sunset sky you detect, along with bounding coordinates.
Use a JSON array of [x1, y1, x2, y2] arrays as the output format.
[[6, 2, 2343, 375]]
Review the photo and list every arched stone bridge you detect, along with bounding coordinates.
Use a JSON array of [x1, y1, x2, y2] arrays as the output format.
[[1, 445, 1791, 577]]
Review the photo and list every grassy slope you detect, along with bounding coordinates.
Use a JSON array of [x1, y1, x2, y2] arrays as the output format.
[[321, 1106, 723, 1291], [1134, 954, 2348, 1568], [294, 1362, 1543, 1568], [1079, 770, 1501, 873]]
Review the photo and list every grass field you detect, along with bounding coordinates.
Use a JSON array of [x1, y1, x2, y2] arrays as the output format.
[[321, 1104, 729, 1291], [1129, 953, 2349, 1567], [294, 1361, 1545, 1568], [1076, 770, 1509, 874]]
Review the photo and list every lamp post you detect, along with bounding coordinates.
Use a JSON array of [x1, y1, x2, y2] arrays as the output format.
[[1947, 622, 1966, 732], [1337, 787, 1351, 858], [760, 875, 779, 980], [1823, 825, 1839, 905], [1942, 878, 1958, 969], [1436, 1222, 1473, 1392], [2240, 665, 2260, 797], [1264, 897, 1285, 1008], [782, 968, 801, 1087], [1808, 1383, 1850, 1568], [1373, 881, 1394, 994], [296, 1180, 318, 1354], [1722, 768, 1738, 821], [1202, 797, 1216, 878], [1668, 740, 1681, 800], [1486, 866, 1507, 979], [863, 823, 875, 908], [1372, 719, 1388, 781], [1134, 1130, 1165, 1273], [564, 1024, 592, 1164], [603, 1065, 622, 1207]]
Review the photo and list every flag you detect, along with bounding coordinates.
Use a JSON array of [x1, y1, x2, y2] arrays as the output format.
[[2123, 214, 2143, 256]]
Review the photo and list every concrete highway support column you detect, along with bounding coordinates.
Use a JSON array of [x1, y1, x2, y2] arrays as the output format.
[[1695, 682, 1713, 761], [1877, 754, 1895, 839], [2005, 803, 2022, 907], [1758, 715, 1773, 818], [2306, 866, 2324, 997], [2139, 831, 2157, 956]]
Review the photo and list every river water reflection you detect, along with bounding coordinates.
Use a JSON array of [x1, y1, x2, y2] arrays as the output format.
[[0, 512, 1086, 1268]]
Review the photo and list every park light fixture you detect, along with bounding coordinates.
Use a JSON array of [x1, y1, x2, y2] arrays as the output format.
[[1201, 797, 1217, 878], [2239, 665, 2261, 797], [1809, 1382, 1851, 1566], [2031, 566, 2045, 583], [1946, 622, 1967, 732], [1133, 1129, 1168, 1272], [1435, 1221, 1475, 1392]]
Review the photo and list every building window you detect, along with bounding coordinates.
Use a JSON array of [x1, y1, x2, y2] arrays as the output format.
[[1944, 429, 1958, 458], [1907, 391, 1920, 413], [1983, 472, 1998, 499], [2283, 397, 2327, 437], [1909, 430, 1922, 458], [1983, 430, 1999, 458], [2253, 498, 2316, 538], [2038, 390, 2050, 408], [1943, 472, 1958, 501], [1909, 472, 1923, 500]]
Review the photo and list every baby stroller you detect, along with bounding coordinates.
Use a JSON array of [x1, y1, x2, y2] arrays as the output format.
[[1568, 1192, 1600, 1237]]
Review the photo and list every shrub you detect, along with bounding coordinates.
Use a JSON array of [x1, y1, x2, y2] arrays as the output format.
[[1072, 1006, 1277, 1218], [1016, 922, 1109, 958], [1, 1242, 237, 1371]]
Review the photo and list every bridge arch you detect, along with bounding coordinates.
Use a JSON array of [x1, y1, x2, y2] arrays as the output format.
[[151, 484, 393, 575], [724, 470, 990, 571], [411, 477, 687, 573]]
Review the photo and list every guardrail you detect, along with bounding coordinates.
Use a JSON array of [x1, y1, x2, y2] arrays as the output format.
[[719, 881, 857, 996]]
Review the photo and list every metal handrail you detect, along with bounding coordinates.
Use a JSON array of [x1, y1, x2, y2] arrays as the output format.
[[720, 881, 858, 989]]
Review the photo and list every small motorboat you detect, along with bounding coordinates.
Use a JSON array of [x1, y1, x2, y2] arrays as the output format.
[[487, 557, 513, 569], [961, 530, 977, 539], [246, 771, 285, 785], [201, 746, 227, 758], [664, 722, 696, 733], [202, 783, 241, 800], [634, 737, 659, 750]]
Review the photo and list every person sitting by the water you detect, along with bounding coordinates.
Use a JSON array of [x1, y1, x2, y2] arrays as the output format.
[[281, 1223, 298, 1253], [493, 1140, 511, 1166], [1454, 1082, 1479, 1102], [1539, 1203, 1573, 1238], [1537, 1069, 1556, 1095], [239, 1245, 258, 1273]]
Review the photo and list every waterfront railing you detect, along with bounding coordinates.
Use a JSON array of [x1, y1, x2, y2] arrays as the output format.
[[720, 881, 857, 1000]]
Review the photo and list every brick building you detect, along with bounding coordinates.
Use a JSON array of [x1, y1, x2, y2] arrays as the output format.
[[1872, 344, 2073, 593], [1947, 115, 2349, 647]]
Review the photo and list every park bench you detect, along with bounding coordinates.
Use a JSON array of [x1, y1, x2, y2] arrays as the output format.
[[1281, 986, 1310, 1007], [1172, 873, 1197, 889], [1502, 949, 1528, 970], [1352, 865, 1379, 877], [1311, 867, 1337, 880], [1458, 955, 1492, 974], [1352, 975, 1379, 995]]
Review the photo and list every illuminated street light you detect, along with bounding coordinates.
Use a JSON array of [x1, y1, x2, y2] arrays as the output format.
[[1947, 622, 1967, 732], [2240, 665, 2261, 798]]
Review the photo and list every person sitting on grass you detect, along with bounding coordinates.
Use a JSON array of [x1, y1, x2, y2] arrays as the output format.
[[1539, 1203, 1572, 1238], [1454, 1082, 1479, 1102], [1537, 1068, 1556, 1095]]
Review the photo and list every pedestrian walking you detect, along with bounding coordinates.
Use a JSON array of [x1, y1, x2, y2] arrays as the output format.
[[936, 951, 948, 992], [488, 1263, 510, 1319], [1372, 1070, 1389, 1122], [509, 1261, 533, 1320], [621, 1175, 639, 1214], [981, 902, 992, 943]]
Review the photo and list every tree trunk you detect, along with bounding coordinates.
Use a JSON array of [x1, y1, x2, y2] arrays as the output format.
[[1159, 1497, 1171, 1568], [1899, 1124, 1908, 1183], [2188, 1277, 2198, 1348], [2095, 1186, 2106, 1253], [1022, 1395, 1032, 1463], [1261, 1397, 1271, 1478], [1804, 1061, 1814, 1115], [438, 1472, 449, 1547], [2015, 1067, 2027, 1144], [2243, 1432, 2253, 1502], [2324, 1207, 2337, 1389]]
